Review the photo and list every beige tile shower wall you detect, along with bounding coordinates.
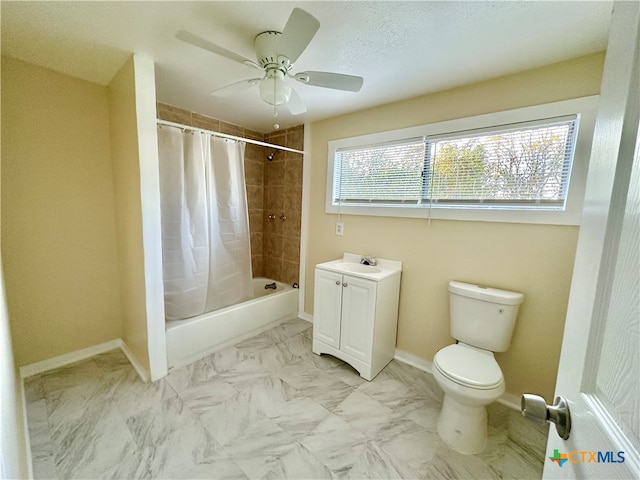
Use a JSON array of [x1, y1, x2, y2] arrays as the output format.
[[264, 126, 304, 286], [156, 103, 267, 277], [245, 143, 266, 277]]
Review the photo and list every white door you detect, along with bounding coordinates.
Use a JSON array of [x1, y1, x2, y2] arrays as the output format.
[[542, 2, 639, 479], [313, 269, 343, 348], [339, 275, 376, 362]]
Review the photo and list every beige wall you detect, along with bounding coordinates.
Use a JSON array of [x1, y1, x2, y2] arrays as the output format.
[[0, 59, 31, 478], [306, 52, 605, 400], [107, 56, 164, 377], [1, 56, 123, 366]]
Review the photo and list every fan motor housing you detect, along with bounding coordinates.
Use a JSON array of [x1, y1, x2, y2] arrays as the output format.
[[255, 31, 290, 71]]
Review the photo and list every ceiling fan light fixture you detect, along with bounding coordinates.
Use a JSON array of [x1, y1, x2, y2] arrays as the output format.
[[259, 69, 291, 106]]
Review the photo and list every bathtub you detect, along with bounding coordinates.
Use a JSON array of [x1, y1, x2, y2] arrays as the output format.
[[165, 277, 299, 370]]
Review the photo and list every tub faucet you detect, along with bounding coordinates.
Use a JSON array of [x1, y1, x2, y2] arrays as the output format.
[[360, 256, 377, 266]]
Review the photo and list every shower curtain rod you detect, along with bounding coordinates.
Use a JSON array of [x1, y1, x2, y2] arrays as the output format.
[[156, 119, 305, 155]]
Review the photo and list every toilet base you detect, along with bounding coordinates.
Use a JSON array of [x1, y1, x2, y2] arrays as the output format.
[[437, 394, 488, 455]]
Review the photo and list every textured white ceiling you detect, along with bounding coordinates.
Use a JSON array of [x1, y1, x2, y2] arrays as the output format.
[[1, 1, 613, 133]]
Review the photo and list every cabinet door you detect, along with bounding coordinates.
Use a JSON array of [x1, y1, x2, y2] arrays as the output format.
[[313, 269, 343, 349], [339, 275, 376, 362]]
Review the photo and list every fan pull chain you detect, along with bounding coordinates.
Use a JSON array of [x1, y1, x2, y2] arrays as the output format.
[[273, 80, 280, 130]]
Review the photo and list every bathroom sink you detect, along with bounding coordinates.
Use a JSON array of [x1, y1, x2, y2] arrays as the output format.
[[334, 262, 382, 274], [316, 253, 402, 281]]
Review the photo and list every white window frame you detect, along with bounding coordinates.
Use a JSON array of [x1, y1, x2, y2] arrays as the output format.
[[325, 96, 599, 225]]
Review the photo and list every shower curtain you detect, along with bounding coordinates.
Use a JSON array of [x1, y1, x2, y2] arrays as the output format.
[[157, 125, 253, 321]]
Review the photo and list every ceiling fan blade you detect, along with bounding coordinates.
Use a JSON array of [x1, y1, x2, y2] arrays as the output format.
[[286, 88, 306, 115], [176, 31, 261, 69], [294, 71, 364, 92], [277, 8, 320, 63], [211, 78, 262, 97]]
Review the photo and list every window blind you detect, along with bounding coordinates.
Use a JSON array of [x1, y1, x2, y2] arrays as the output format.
[[334, 137, 426, 205], [332, 115, 578, 210]]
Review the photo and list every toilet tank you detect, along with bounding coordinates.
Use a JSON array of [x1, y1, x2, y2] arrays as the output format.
[[448, 281, 524, 352]]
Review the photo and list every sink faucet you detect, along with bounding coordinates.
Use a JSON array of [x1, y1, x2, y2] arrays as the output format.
[[360, 255, 377, 266]]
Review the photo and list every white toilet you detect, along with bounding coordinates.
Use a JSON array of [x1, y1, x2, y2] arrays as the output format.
[[433, 280, 524, 454]]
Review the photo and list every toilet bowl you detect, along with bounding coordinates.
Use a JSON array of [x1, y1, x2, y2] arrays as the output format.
[[432, 343, 504, 454]]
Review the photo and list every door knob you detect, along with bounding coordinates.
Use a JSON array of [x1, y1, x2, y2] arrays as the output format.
[[521, 394, 571, 440]]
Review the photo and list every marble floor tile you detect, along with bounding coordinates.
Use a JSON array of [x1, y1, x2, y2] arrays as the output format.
[[55, 402, 147, 480], [25, 399, 57, 480], [24, 317, 548, 480], [425, 441, 501, 480], [165, 352, 239, 414], [166, 352, 220, 392], [402, 398, 442, 432], [297, 350, 345, 370], [208, 345, 249, 373], [246, 341, 299, 372], [39, 357, 104, 395], [324, 362, 368, 387], [23, 374, 45, 403], [171, 374, 238, 414], [217, 356, 274, 390], [277, 358, 354, 411], [234, 330, 280, 354], [176, 455, 248, 480], [269, 396, 332, 439], [279, 328, 313, 357], [333, 391, 394, 437], [265, 317, 312, 344], [497, 408, 549, 479], [378, 359, 444, 403], [347, 441, 422, 480], [300, 413, 368, 477], [356, 375, 420, 409], [236, 373, 302, 418], [262, 443, 334, 480], [373, 417, 441, 476], [111, 369, 178, 418], [126, 395, 219, 479], [199, 392, 298, 478], [93, 348, 131, 373]]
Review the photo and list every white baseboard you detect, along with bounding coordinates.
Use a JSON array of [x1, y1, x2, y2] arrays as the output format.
[[394, 349, 434, 374], [19, 374, 34, 480], [118, 340, 150, 383], [19, 339, 122, 378], [19, 338, 150, 383], [394, 348, 521, 412], [298, 311, 313, 323]]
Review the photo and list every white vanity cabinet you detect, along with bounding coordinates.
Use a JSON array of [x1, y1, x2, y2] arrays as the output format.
[[312, 254, 402, 380]]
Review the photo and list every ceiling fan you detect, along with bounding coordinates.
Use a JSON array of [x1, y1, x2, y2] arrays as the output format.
[[176, 8, 364, 116]]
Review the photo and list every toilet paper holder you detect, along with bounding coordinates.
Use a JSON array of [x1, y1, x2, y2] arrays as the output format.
[[521, 393, 571, 440]]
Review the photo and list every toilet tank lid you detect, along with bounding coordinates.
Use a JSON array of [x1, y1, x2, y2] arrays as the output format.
[[448, 281, 524, 306]]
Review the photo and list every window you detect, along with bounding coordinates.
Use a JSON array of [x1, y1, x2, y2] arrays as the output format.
[[326, 97, 598, 225]]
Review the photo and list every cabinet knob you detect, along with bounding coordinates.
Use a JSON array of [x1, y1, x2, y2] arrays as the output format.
[[343, 282, 348, 287], [335, 281, 341, 285]]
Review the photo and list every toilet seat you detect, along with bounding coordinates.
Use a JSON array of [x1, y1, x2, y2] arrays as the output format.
[[434, 344, 503, 390]]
